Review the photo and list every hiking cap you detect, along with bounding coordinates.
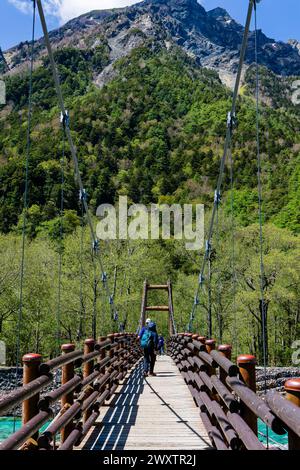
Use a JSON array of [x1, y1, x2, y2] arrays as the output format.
[[146, 318, 151, 324]]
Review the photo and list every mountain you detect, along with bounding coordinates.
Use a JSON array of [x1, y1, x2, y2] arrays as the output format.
[[0, 0, 299, 236], [2, 0, 300, 88], [0, 48, 8, 74]]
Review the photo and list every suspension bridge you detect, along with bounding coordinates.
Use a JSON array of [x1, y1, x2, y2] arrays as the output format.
[[0, 0, 300, 452]]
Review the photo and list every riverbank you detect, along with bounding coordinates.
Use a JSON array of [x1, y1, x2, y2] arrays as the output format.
[[0, 367, 61, 416], [1, 365, 299, 415], [256, 366, 300, 394]]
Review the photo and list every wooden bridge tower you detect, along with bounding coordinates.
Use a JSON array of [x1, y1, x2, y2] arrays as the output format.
[[140, 280, 176, 336]]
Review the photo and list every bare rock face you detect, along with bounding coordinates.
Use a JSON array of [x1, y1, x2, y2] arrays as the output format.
[[256, 366, 300, 394], [2, 0, 300, 85], [0, 48, 8, 74], [288, 39, 300, 55]]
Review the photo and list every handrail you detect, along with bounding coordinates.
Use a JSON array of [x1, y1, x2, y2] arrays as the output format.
[[0, 333, 142, 451], [168, 333, 300, 450]]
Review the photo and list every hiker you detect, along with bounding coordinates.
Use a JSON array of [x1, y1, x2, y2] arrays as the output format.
[[138, 318, 151, 340], [158, 335, 165, 355], [140, 321, 159, 377]]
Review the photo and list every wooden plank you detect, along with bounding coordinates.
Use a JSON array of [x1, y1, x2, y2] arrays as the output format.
[[79, 356, 211, 451], [145, 306, 169, 311], [147, 285, 169, 290]]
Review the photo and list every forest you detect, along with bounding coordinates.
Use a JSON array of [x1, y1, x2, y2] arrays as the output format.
[[0, 43, 300, 366]]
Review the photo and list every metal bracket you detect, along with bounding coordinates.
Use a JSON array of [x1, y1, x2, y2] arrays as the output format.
[[214, 190, 221, 205]]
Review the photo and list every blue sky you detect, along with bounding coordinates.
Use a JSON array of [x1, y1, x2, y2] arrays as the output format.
[[0, 0, 299, 51]]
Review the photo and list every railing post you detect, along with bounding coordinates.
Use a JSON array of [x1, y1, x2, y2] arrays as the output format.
[[83, 338, 95, 424], [107, 334, 115, 398], [237, 354, 257, 435], [98, 335, 107, 373], [22, 353, 42, 442], [198, 336, 206, 345], [116, 333, 122, 379], [205, 339, 216, 375], [218, 344, 232, 384], [61, 343, 75, 443], [284, 378, 300, 450]]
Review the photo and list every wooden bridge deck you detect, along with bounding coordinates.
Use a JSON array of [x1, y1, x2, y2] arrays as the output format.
[[80, 355, 211, 450]]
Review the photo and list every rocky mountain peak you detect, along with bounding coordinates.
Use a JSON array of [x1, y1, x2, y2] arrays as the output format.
[[288, 39, 300, 54], [207, 7, 231, 20], [1, 0, 300, 85]]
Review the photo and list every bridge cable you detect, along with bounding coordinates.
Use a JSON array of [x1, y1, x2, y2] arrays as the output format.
[[215, 194, 223, 343], [13, 0, 36, 432], [36, 0, 119, 330], [254, 0, 269, 449], [229, 146, 238, 355], [77, 196, 85, 340], [188, 0, 255, 332], [55, 120, 66, 356], [91, 251, 98, 340]]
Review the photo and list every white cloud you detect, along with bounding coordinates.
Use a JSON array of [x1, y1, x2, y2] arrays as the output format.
[[8, 0, 142, 24], [8, 0, 32, 14], [58, 1, 141, 23]]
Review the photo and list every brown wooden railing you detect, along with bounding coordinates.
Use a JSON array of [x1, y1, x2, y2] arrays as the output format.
[[0, 333, 142, 451], [168, 333, 300, 450]]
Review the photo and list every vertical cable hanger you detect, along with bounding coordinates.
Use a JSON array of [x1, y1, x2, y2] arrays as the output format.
[[56, 114, 66, 356], [92, 252, 98, 340], [14, 0, 36, 432], [229, 146, 238, 355], [36, 0, 119, 329], [188, 0, 255, 332], [77, 190, 86, 341], [254, 0, 269, 449], [215, 189, 222, 343]]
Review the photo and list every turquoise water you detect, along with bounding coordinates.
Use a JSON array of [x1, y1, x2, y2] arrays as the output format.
[[0, 417, 289, 447], [0, 417, 50, 443], [258, 419, 288, 448]]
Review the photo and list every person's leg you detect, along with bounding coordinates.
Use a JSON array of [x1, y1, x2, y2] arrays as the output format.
[[149, 348, 156, 375], [143, 347, 150, 375]]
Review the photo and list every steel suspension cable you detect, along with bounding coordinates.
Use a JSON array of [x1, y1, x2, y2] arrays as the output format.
[[78, 199, 85, 340], [55, 124, 65, 355], [229, 146, 238, 355], [254, 0, 269, 449], [92, 252, 98, 340], [36, 0, 118, 327], [188, 0, 255, 332], [14, 0, 36, 432], [215, 195, 222, 343]]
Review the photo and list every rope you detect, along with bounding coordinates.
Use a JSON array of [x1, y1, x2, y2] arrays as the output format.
[[14, 0, 36, 433], [254, 0, 269, 449], [188, 0, 255, 332]]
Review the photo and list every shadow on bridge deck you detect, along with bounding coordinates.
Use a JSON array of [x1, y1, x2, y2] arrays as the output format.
[[82, 362, 145, 451], [81, 356, 211, 450]]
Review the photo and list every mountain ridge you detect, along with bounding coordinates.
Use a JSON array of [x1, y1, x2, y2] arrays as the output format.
[[1, 0, 300, 88]]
